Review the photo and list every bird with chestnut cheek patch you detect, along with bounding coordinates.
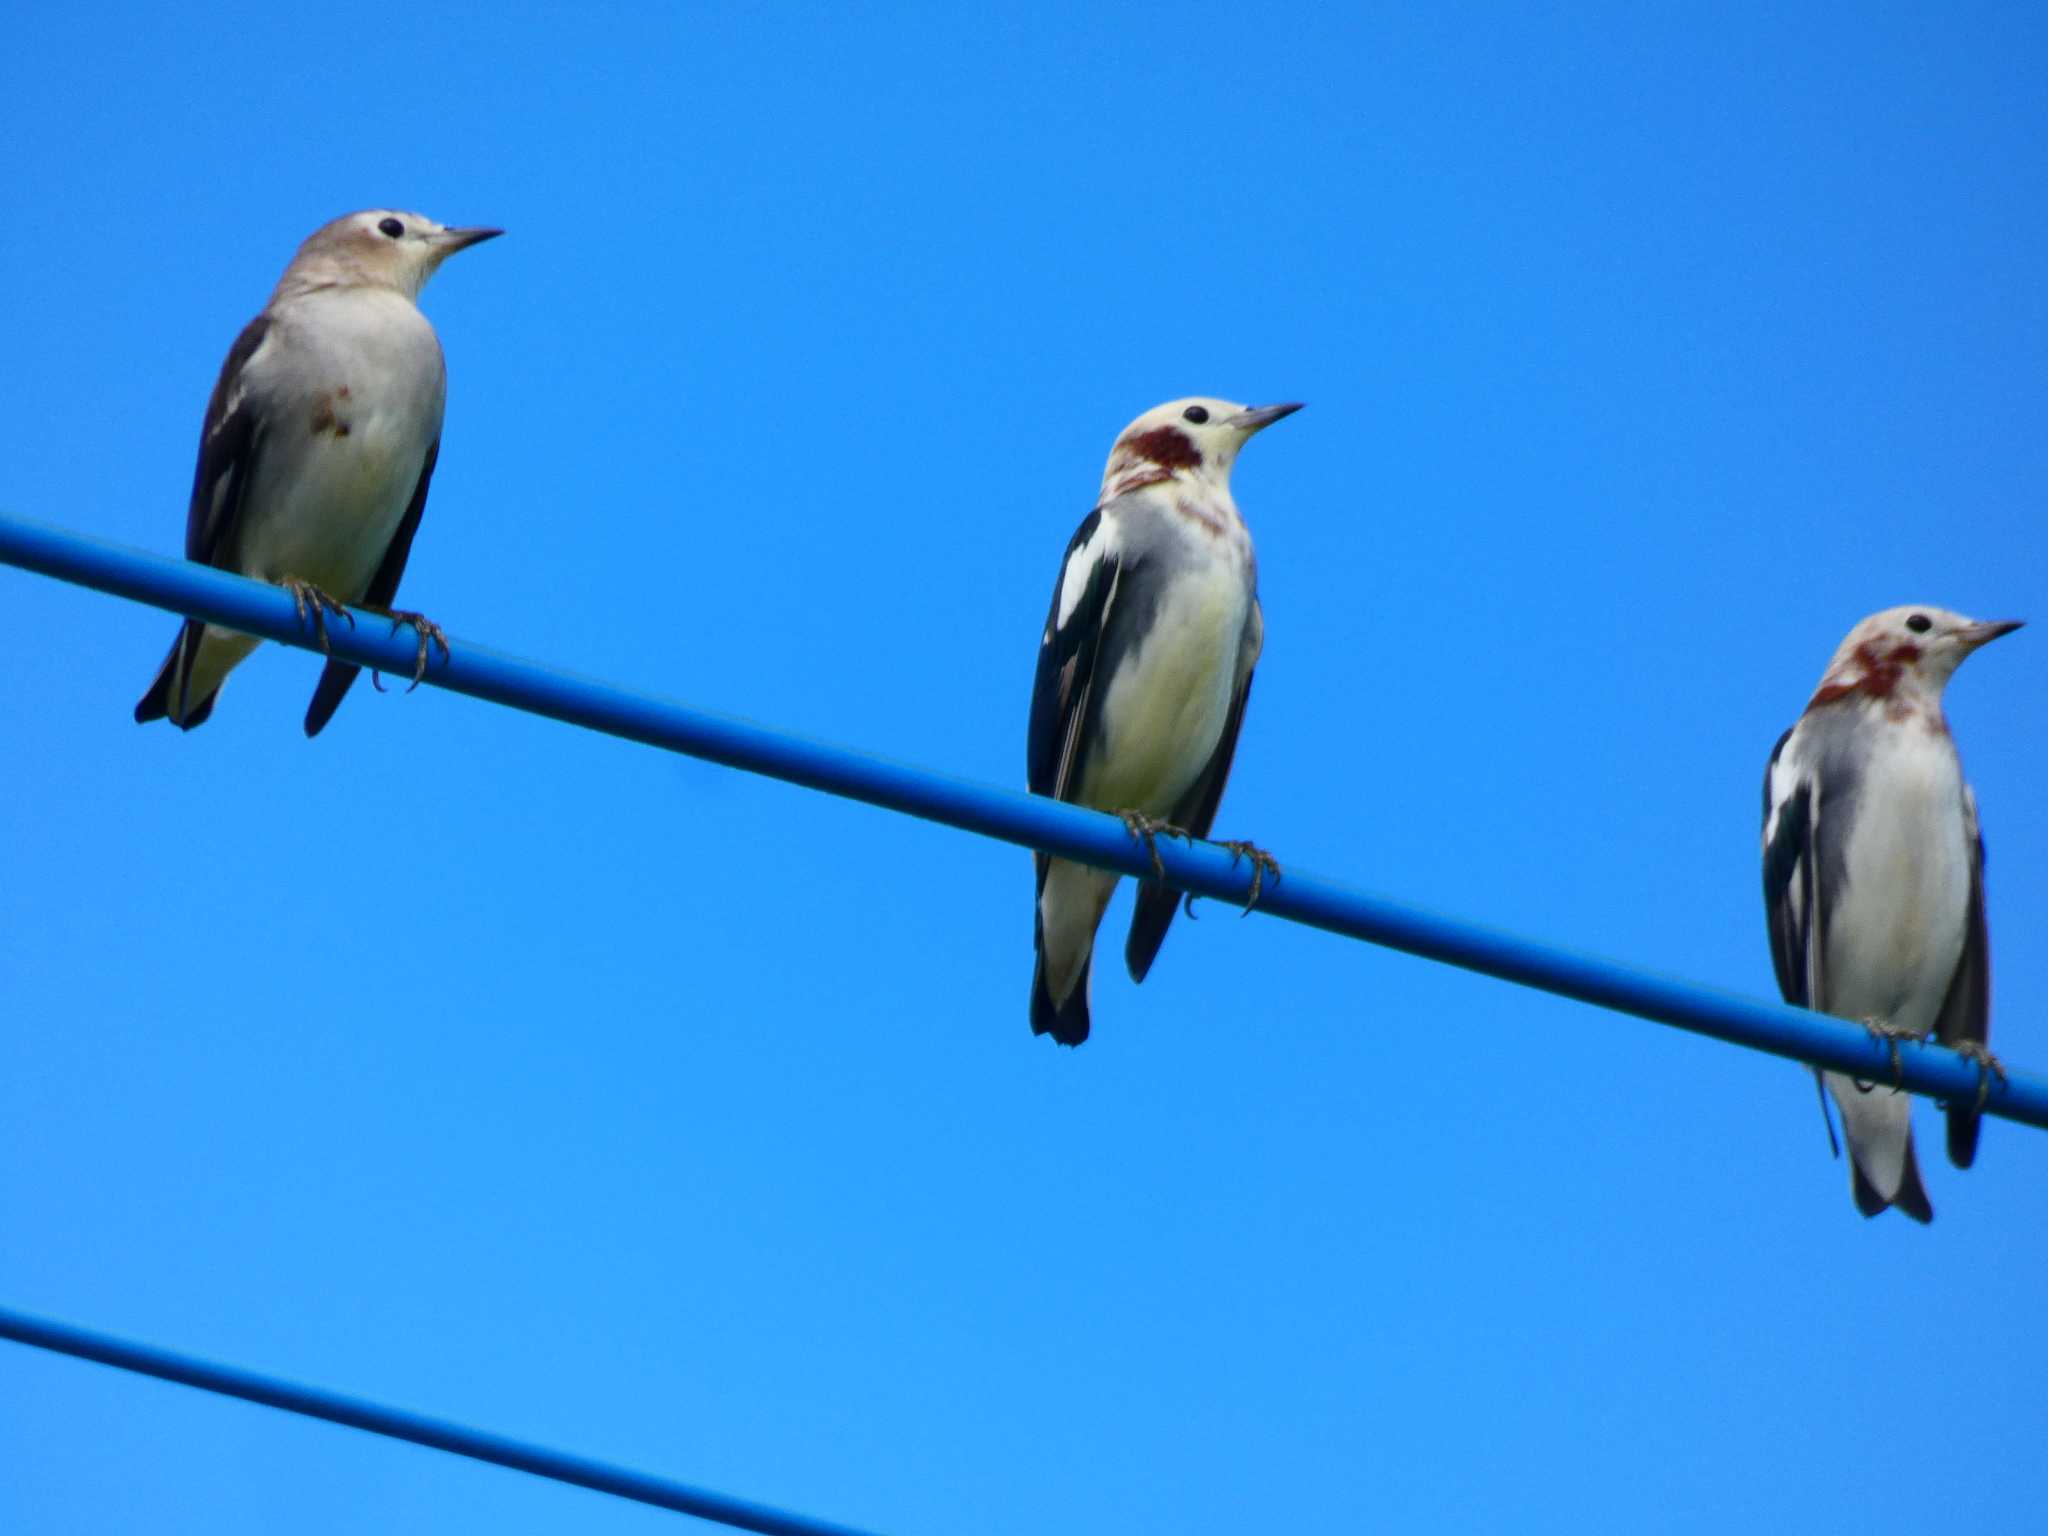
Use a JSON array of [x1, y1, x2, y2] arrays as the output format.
[[1762, 605, 2021, 1221], [1026, 396, 1300, 1046]]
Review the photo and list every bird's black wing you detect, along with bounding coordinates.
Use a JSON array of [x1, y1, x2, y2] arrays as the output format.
[[1026, 507, 1125, 1046], [1763, 725, 1858, 1164], [186, 315, 273, 567], [1761, 726, 1818, 1009], [133, 316, 274, 727], [1027, 507, 1122, 852], [1933, 791, 1992, 1168], [1125, 602, 1262, 984], [302, 439, 440, 737]]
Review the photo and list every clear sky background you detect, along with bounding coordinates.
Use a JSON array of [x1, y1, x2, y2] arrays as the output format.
[[2, 5, 2044, 1532]]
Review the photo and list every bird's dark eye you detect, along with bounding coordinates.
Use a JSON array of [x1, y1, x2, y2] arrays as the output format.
[[1182, 405, 1210, 424], [1906, 613, 1932, 633], [378, 217, 405, 239]]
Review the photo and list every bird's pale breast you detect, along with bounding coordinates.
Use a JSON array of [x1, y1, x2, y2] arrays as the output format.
[[1088, 552, 1249, 813], [1824, 726, 1971, 1029], [235, 289, 446, 597]]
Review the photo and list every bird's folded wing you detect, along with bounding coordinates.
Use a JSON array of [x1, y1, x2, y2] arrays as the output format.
[[1028, 506, 1124, 828], [1761, 726, 1820, 1010], [185, 316, 274, 566], [1933, 790, 1992, 1166]]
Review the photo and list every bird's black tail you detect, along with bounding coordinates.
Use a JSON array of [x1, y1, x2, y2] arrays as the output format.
[[1125, 876, 1181, 984], [133, 619, 217, 730], [1947, 1105, 1982, 1170], [303, 658, 362, 737], [1030, 941, 1091, 1047]]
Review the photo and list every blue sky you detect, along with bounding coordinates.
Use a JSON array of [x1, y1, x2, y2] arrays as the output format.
[[3, 4, 2044, 1532]]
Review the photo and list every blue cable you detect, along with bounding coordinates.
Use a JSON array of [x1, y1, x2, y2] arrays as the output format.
[[3, 508, 2042, 1128], [0, 1304, 888, 1533]]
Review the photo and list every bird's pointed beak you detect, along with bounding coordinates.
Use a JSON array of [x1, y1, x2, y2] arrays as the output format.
[[1960, 618, 2024, 649], [1231, 402, 1304, 433], [436, 226, 504, 254]]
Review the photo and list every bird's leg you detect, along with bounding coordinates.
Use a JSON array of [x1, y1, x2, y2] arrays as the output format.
[[1949, 1039, 2009, 1111], [1117, 811, 1190, 881], [1858, 1017, 1924, 1085], [365, 607, 451, 692], [280, 578, 354, 655], [1216, 839, 1282, 914]]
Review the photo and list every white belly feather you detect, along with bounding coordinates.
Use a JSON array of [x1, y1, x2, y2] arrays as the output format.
[[1824, 731, 1971, 1030], [236, 412, 430, 596], [235, 288, 446, 598], [1086, 559, 1247, 814]]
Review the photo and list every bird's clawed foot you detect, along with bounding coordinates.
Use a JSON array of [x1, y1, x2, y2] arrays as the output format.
[[1859, 1018, 1925, 1084], [367, 609, 451, 693], [1217, 839, 1282, 914], [1949, 1039, 2009, 1111], [281, 578, 354, 654], [1117, 811, 1190, 880]]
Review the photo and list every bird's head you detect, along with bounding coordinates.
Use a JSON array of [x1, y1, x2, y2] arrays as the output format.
[[1809, 605, 2022, 713], [279, 210, 503, 302], [1099, 398, 1301, 499]]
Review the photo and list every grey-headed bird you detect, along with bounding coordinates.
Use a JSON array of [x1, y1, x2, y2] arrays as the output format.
[[1027, 397, 1299, 1045], [1762, 605, 2020, 1221], [135, 209, 501, 736]]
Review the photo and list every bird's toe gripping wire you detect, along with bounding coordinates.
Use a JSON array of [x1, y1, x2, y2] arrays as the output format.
[[1217, 839, 1282, 915], [368, 609, 452, 693], [281, 578, 354, 655], [1117, 811, 1191, 881], [1858, 1017, 1926, 1086], [1947, 1039, 2010, 1112], [1178, 837, 1283, 918]]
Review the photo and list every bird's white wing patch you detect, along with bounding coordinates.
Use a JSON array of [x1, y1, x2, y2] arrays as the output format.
[[1056, 514, 1121, 631], [1054, 561, 1122, 801], [210, 328, 277, 444]]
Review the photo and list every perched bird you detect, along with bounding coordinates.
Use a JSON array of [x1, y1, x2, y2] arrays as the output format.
[[1762, 605, 2020, 1221], [135, 208, 501, 736], [1027, 397, 1300, 1045]]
